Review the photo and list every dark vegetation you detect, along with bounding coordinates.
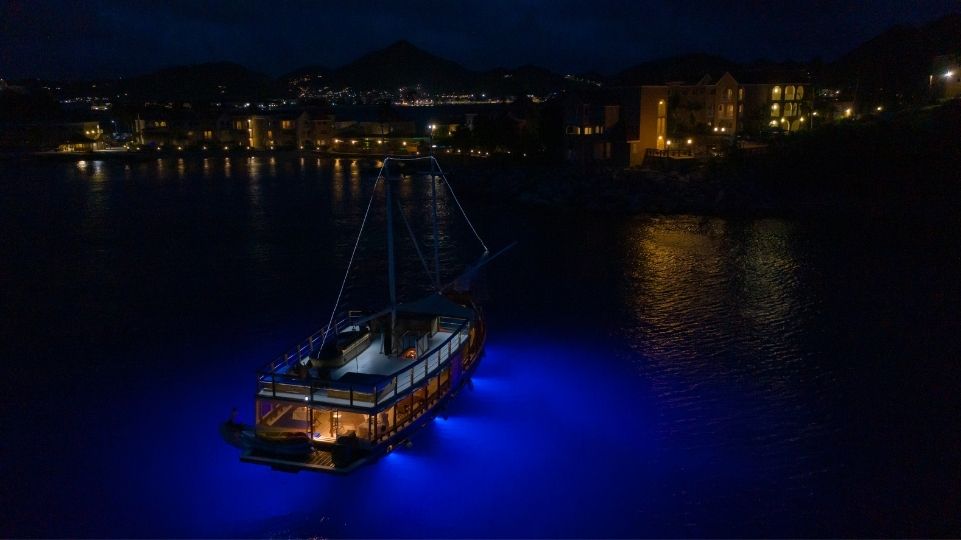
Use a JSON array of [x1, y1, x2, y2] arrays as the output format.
[[718, 101, 961, 214]]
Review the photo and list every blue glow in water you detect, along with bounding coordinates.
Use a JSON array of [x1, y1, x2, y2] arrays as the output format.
[[2, 157, 959, 537]]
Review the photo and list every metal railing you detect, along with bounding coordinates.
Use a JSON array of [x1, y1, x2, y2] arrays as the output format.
[[257, 316, 469, 409], [258, 310, 365, 375]]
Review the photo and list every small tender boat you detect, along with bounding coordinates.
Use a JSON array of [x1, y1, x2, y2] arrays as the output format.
[[224, 156, 505, 473]]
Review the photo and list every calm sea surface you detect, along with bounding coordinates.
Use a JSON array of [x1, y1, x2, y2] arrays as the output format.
[[1, 155, 959, 537]]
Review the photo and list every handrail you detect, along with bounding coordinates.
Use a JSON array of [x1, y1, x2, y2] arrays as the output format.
[[256, 319, 470, 405]]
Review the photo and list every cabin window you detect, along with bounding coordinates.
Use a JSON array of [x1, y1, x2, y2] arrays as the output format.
[[395, 395, 413, 425], [412, 387, 427, 414], [772, 86, 782, 101], [439, 366, 450, 390], [376, 407, 395, 439], [256, 399, 310, 434], [336, 411, 370, 440]]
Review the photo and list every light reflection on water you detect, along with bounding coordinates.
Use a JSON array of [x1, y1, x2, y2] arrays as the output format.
[[1, 156, 959, 537]]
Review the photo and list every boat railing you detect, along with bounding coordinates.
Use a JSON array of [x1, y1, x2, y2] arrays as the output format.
[[376, 319, 468, 405], [257, 318, 470, 408], [259, 310, 365, 374]]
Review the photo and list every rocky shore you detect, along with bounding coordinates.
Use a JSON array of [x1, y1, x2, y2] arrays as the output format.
[[447, 159, 840, 218]]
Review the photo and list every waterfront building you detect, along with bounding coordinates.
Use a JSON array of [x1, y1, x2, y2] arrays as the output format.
[[735, 70, 813, 133], [564, 85, 668, 166], [667, 72, 740, 135]]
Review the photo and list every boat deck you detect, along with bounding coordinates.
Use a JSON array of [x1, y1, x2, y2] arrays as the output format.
[[258, 328, 467, 408], [240, 448, 367, 474], [328, 330, 453, 380]]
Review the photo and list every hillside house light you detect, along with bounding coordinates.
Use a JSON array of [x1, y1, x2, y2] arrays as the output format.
[[686, 139, 693, 145], [876, 106, 883, 112]]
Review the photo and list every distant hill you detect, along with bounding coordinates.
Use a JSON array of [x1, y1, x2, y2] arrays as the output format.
[[328, 40, 474, 92], [613, 53, 739, 85], [119, 62, 279, 101], [26, 13, 961, 104], [478, 64, 572, 96], [282, 40, 596, 97], [823, 13, 961, 102]]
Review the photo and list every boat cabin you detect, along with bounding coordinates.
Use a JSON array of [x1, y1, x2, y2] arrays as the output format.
[[253, 294, 479, 450]]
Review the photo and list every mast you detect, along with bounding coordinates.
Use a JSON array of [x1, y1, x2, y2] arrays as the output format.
[[384, 162, 397, 356]]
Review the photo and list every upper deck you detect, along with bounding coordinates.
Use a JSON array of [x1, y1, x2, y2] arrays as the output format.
[[256, 310, 470, 411]]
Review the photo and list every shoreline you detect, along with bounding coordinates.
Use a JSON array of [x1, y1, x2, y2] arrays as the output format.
[[4, 147, 957, 221]]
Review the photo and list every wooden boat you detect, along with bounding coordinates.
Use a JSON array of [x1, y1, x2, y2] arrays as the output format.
[[224, 155, 500, 473]]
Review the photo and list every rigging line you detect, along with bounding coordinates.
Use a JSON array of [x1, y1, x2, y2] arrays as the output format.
[[394, 195, 438, 290], [431, 157, 489, 253], [318, 162, 386, 352]]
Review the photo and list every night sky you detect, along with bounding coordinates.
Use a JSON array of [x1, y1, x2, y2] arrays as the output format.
[[1, 0, 957, 80]]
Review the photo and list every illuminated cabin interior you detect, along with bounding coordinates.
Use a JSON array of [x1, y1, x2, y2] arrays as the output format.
[[253, 293, 478, 450]]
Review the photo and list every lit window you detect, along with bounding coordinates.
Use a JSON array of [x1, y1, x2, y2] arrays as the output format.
[[771, 103, 780, 117], [785, 85, 796, 100], [267, 130, 273, 138], [738, 88, 744, 100], [796, 86, 804, 99], [584, 127, 593, 135], [234, 121, 244, 130], [772, 86, 781, 101], [657, 100, 666, 116], [281, 120, 293, 130], [203, 130, 213, 140], [726, 88, 733, 99]]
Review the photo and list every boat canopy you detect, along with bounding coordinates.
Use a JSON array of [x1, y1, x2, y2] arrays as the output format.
[[396, 293, 475, 320]]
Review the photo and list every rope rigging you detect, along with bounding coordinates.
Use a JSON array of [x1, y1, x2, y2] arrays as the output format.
[[317, 161, 385, 351], [317, 155, 490, 351]]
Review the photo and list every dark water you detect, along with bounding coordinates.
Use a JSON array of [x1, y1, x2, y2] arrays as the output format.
[[1, 156, 959, 537]]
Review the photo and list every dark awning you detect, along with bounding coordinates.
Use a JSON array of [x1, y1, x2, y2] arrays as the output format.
[[395, 293, 474, 320]]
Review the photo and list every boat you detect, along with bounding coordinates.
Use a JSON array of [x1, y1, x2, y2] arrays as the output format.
[[223, 155, 505, 473]]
